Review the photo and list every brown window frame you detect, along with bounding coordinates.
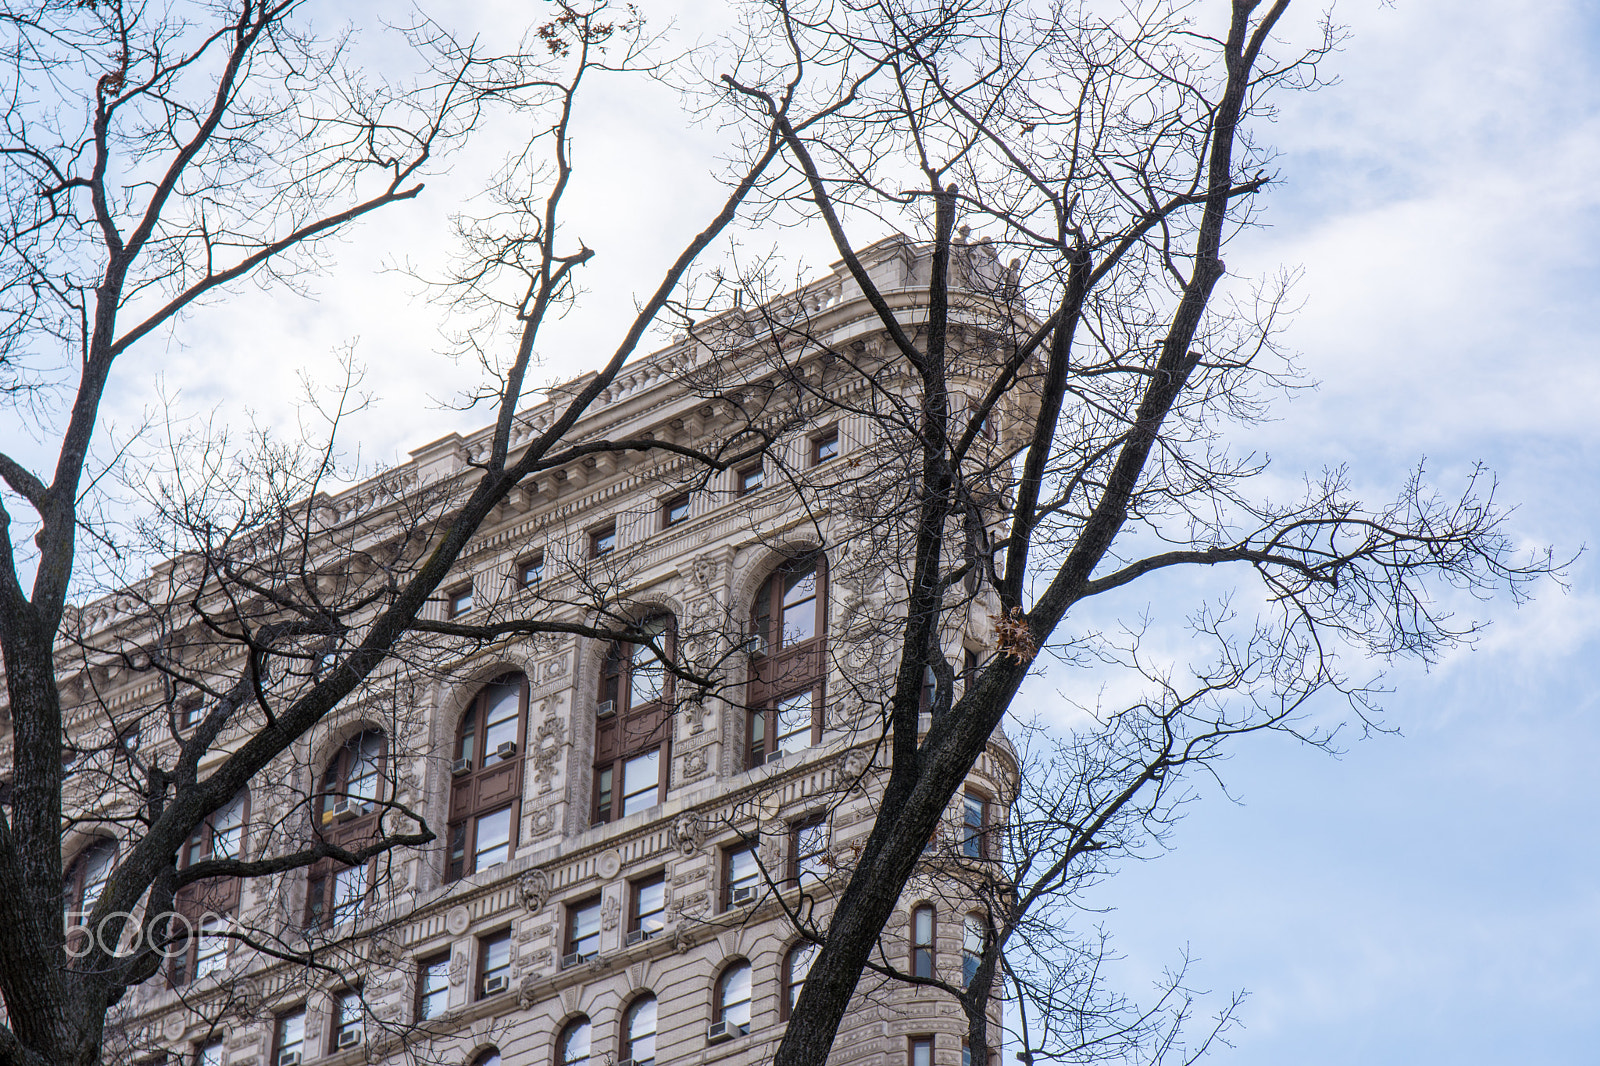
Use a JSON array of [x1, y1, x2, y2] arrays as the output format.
[[661, 492, 691, 529], [170, 791, 248, 987], [416, 950, 451, 1021], [911, 904, 936, 978], [736, 463, 764, 497], [305, 730, 386, 931], [563, 895, 602, 967], [810, 428, 839, 466], [747, 554, 826, 768], [516, 552, 544, 588], [780, 940, 817, 1021], [329, 985, 364, 1053], [476, 927, 513, 1001], [909, 1036, 935, 1066], [557, 1017, 592, 1066], [446, 673, 528, 882], [789, 815, 829, 888], [64, 837, 117, 928], [716, 960, 754, 1036], [592, 616, 674, 825], [722, 843, 759, 910], [628, 872, 667, 943], [446, 583, 474, 619], [621, 994, 658, 1064], [962, 787, 991, 860], [191, 1039, 224, 1066], [589, 522, 617, 558], [272, 1007, 306, 1065]]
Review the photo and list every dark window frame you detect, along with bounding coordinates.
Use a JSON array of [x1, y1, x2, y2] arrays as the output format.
[[589, 522, 617, 558], [909, 1035, 935, 1066], [722, 843, 759, 910], [446, 583, 474, 619], [476, 927, 513, 1000], [305, 730, 387, 931], [170, 790, 249, 986], [911, 903, 936, 978], [736, 463, 765, 497], [557, 1016, 593, 1066], [64, 837, 117, 927], [592, 615, 674, 825], [746, 554, 827, 769], [272, 1007, 306, 1065], [661, 492, 691, 529], [517, 552, 545, 588], [621, 993, 658, 1065], [629, 872, 667, 942], [716, 959, 754, 1036], [810, 428, 839, 466], [329, 985, 364, 1053], [416, 950, 451, 1021], [789, 815, 829, 888], [962, 787, 992, 860], [564, 895, 602, 965], [447, 673, 528, 882]]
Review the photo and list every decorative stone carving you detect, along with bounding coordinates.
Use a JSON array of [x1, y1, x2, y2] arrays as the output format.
[[543, 655, 569, 680], [532, 710, 568, 794], [597, 849, 622, 880], [601, 895, 621, 932], [675, 891, 710, 918], [519, 868, 551, 913], [674, 811, 704, 856], [681, 698, 709, 735], [446, 904, 471, 935], [682, 747, 709, 781], [448, 950, 469, 986], [690, 552, 720, 591], [368, 927, 403, 966], [837, 747, 870, 784]]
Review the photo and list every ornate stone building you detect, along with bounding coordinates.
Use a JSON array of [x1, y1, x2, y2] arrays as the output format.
[[54, 236, 1018, 1066]]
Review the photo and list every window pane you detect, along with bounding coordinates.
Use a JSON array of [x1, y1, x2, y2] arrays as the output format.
[[720, 963, 752, 1030], [277, 1011, 305, 1056], [796, 821, 829, 884], [194, 914, 229, 978], [728, 847, 759, 895], [333, 863, 368, 924], [420, 956, 450, 1019], [483, 680, 521, 760], [963, 794, 985, 857], [571, 901, 601, 958], [788, 943, 818, 1010], [197, 1041, 223, 1066], [912, 1038, 933, 1066], [626, 997, 657, 1063], [347, 733, 383, 807], [635, 879, 666, 935], [559, 1019, 591, 1066], [474, 807, 513, 870], [212, 794, 245, 860], [621, 749, 660, 816], [630, 644, 665, 706], [81, 842, 115, 912], [776, 691, 815, 753], [780, 568, 817, 644]]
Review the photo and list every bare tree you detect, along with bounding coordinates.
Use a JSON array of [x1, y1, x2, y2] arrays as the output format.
[[660, 2, 1562, 1064], [0, 2, 796, 1063]]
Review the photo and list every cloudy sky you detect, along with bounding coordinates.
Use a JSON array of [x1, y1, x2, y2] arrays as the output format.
[[81, 0, 1600, 1063]]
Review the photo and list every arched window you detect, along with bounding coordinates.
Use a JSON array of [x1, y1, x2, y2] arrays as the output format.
[[448, 674, 528, 881], [716, 960, 753, 1036], [171, 791, 249, 985], [911, 904, 936, 978], [470, 1050, 501, 1066], [963, 912, 986, 989], [622, 994, 657, 1066], [64, 837, 116, 926], [593, 615, 673, 825], [747, 553, 826, 768], [782, 941, 817, 1019], [556, 1017, 591, 1066], [306, 730, 386, 930]]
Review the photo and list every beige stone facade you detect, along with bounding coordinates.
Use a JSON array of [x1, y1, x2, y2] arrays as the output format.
[[56, 237, 1017, 1066]]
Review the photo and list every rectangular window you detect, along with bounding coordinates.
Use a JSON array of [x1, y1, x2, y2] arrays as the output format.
[[590, 523, 616, 557], [910, 1036, 934, 1066], [792, 817, 829, 887], [273, 1009, 305, 1065], [593, 766, 614, 826], [517, 553, 544, 587], [194, 1041, 223, 1066], [661, 493, 691, 528], [332, 862, 369, 925], [630, 874, 667, 941], [417, 952, 450, 1021], [737, 463, 764, 496], [477, 929, 511, 999], [180, 701, 206, 731], [912, 905, 935, 978], [447, 584, 473, 618], [565, 897, 601, 966], [811, 429, 839, 466], [330, 987, 363, 1052], [192, 913, 229, 979], [963, 790, 989, 859], [963, 914, 986, 989], [473, 806, 513, 871], [724, 845, 759, 909], [750, 690, 818, 767], [620, 749, 661, 817]]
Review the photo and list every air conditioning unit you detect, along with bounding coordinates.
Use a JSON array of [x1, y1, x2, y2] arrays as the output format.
[[450, 757, 471, 776], [731, 885, 757, 905], [766, 749, 786, 764], [561, 952, 581, 970], [626, 927, 659, 946], [277, 1053, 302, 1066], [495, 741, 517, 759], [707, 1021, 732, 1044], [595, 700, 615, 719], [336, 1028, 363, 1049], [332, 800, 359, 823], [618, 1060, 638, 1066], [483, 974, 508, 995]]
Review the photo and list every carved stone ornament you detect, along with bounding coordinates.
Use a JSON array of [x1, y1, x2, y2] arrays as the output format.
[[162, 1014, 187, 1042], [601, 895, 621, 932], [446, 904, 471, 935], [838, 747, 870, 784], [690, 552, 719, 591], [682, 747, 709, 781], [449, 950, 469, 986], [530, 804, 557, 838], [597, 849, 622, 880], [674, 811, 704, 856], [519, 868, 551, 913], [682, 699, 709, 735], [543, 655, 569, 680]]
